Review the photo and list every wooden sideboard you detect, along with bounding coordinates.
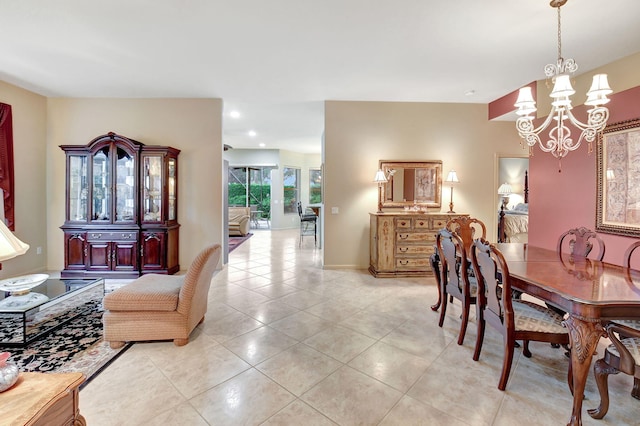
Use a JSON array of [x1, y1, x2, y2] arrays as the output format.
[[369, 212, 467, 277], [0, 372, 86, 425]]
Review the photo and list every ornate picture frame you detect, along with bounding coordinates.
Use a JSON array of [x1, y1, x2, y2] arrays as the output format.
[[596, 118, 640, 236], [379, 160, 442, 209]]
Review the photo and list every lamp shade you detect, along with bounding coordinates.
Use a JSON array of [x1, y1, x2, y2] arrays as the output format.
[[445, 170, 459, 184], [550, 74, 576, 98], [373, 169, 388, 183], [0, 220, 29, 262], [587, 74, 612, 97], [514, 86, 537, 116], [497, 182, 513, 195]]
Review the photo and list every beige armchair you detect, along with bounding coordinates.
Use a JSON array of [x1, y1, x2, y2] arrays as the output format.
[[103, 244, 221, 348], [228, 207, 250, 236]]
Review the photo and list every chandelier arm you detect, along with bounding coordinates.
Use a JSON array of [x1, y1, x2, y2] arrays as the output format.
[[516, 109, 557, 139]]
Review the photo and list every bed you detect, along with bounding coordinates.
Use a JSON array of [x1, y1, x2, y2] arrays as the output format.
[[498, 171, 529, 243]]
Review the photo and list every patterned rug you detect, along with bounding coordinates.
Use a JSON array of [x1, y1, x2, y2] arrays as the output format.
[[229, 232, 253, 252], [0, 299, 131, 387]]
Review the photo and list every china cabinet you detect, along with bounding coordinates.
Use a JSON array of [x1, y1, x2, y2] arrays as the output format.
[[60, 132, 180, 278]]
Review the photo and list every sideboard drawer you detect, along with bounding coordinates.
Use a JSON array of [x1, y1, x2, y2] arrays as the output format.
[[397, 232, 433, 243], [396, 258, 431, 269], [396, 245, 433, 255], [414, 218, 430, 229], [432, 218, 449, 229], [395, 218, 412, 229]]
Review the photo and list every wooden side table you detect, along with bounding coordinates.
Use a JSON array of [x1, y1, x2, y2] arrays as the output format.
[[0, 372, 86, 426]]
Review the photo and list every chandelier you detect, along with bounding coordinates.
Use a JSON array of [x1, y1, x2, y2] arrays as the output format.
[[514, 0, 612, 165]]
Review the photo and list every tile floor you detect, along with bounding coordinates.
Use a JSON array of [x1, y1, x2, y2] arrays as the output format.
[[81, 229, 638, 425]]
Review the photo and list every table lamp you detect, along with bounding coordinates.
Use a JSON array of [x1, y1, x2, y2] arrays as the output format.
[[498, 182, 513, 210], [373, 169, 389, 213], [445, 170, 459, 213], [0, 219, 29, 270]]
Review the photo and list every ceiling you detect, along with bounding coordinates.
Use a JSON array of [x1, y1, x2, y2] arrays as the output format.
[[2, 1, 639, 155]]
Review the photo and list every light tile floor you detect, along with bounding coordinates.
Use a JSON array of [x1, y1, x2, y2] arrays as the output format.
[[81, 229, 638, 425]]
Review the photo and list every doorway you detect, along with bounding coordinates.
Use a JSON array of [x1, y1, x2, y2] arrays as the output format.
[[228, 166, 275, 228]]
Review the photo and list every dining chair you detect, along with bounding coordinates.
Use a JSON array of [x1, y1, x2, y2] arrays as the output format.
[[470, 238, 570, 390], [446, 216, 487, 255], [435, 228, 476, 345], [557, 226, 605, 261], [446, 216, 487, 298], [551, 227, 606, 320], [600, 240, 640, 401], [623, 240, 640, 269], [588, 322, 640, 419]]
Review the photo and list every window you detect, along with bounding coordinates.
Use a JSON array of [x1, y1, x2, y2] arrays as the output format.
[[283, 167, 300, 214], [309, 168, 322, 204]]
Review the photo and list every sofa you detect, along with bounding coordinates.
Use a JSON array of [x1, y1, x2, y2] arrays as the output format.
[[102, 244, 221, 348], [229, 206, 250, 236]]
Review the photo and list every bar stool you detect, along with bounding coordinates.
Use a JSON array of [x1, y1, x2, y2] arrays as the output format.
[[297, 202, 317, 247]]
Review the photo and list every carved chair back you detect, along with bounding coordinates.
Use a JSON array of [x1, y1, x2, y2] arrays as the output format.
[[623, 241, 640, 269], [557, 227, 605, 261], [447, 216, 486, 255]]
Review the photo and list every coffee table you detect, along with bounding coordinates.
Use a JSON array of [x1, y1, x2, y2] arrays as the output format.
[[0, 277, 104, 347]]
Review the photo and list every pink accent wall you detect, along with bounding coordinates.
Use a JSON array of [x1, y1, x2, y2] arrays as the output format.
[[529, 85, 640, 266]]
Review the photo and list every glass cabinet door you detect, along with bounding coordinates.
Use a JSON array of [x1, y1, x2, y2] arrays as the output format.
[[115, 148, 135, 222], [68, 155, 88, 221], [143, 155, 163, 222], [168, 158, 176, 221], [92, 147, 110, 221]]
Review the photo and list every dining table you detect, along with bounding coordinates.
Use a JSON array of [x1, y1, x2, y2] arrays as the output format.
[[495, 243, 640, 426]]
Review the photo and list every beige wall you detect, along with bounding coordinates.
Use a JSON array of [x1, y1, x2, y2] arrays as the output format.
[[323, 100, 524, 269], [0, 81, 48, 278], [46, 98, 223, 272]]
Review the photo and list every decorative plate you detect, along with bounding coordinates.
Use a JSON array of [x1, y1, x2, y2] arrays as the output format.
[[0, 274, 49, 293]]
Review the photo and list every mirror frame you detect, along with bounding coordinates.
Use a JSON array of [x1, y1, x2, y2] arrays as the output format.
[[596, 118, 640, 236], [379, 160, 442, 209]]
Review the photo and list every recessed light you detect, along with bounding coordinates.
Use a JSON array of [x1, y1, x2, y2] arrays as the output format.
[[259, 143, 266, 148], [248, 130, 257, 137], [229, 110, 240, 118], [464, 90, 476, 96]]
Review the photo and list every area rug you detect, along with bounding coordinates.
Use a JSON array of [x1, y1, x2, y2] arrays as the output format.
[[229, 232, 253, 252], [0, 299, 131, 387]]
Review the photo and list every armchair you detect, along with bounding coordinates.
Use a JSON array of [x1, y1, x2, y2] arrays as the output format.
[[103, 244, 221, 348]]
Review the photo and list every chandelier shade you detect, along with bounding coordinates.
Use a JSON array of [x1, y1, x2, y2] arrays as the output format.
[[514, 0, 611, 165]]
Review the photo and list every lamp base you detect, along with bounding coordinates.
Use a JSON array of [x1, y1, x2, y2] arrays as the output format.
[[447, 202, 455, 214]]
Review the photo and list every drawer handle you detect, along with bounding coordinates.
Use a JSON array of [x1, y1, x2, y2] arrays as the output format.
[[400, 221, 408, 226], [91, 233, 101, 239], [398, 234, 410, 240], [399, 260, 409, 265], [399, 247, 409, 252], [418, 221, 425, 226], [122, 233, 130, 239]]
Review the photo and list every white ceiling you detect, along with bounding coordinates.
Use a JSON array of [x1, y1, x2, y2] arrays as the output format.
[[2, 0, 639, 154]]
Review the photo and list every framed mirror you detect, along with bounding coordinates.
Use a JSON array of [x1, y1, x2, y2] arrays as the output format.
[[596, 118, 640, 236], [379, 160, 442, 209]]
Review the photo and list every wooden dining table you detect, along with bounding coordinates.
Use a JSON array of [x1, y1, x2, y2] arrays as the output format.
[[495, 243, 640, 426]]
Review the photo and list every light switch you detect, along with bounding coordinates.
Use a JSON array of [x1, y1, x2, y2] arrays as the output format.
[[331, 207, 339, 214]]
